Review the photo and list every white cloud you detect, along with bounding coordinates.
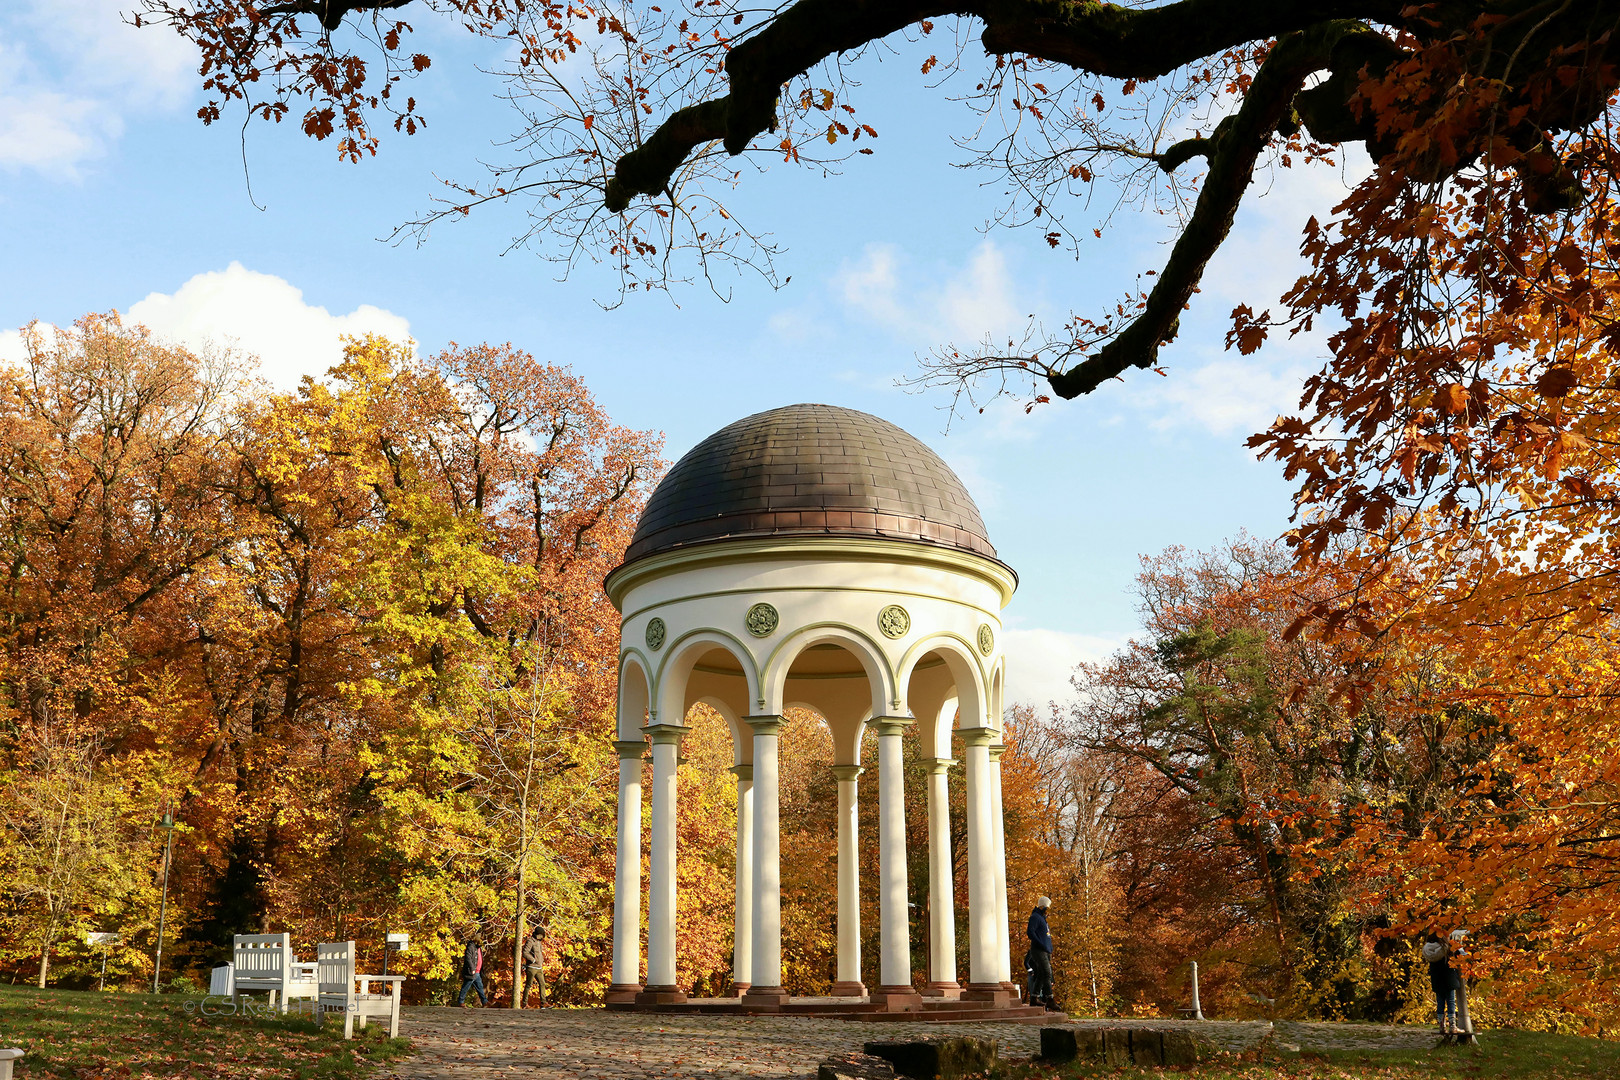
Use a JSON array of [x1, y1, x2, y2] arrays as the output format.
[[828, 239, 1024, 345], [1140, 355, 1310, 438], [1002, 627, 1122, 711], [835, 242, 910, 328], [125, 263, 413, 387], [939, 241, 1019, 343], [0, 328, 24, 365], [1118, 148, 1375, 439], [0, 1, 197, 176]]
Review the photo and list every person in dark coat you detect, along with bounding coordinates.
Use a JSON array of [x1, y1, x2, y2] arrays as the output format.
[[1026, 896, 1056, 1010], [456, 935, 489, 1007], [1422, 933, 1461, 1033]]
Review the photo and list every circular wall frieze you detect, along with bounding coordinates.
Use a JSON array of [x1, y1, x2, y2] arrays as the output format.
[[877, 604, 911, 639], [977, 623, 994, 656], [645, 617, 667, 651], [746, 602, 779, 637]]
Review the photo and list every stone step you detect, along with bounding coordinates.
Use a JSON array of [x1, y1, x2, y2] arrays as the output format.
[[608, 997, 1065, 1023]]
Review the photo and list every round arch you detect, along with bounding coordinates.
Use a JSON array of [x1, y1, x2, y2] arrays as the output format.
[[688, 694, 752, 766], [652, 627, 762, 723], [896, 633, 991, 753], [617, 653, 652, 741], [761, 621, 896, 718], [990, 660, 1006, 737]]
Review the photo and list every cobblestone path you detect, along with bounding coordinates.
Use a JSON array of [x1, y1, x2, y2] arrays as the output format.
[[382, 1008, 1442, 1079], [384, 1008, 1041, 1080]]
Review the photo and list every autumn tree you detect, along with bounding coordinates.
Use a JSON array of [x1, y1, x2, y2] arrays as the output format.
[[1068, 534, 1620, 1026], [0, 731, 148, 987], [0, 318, 664, 994], [1002, 705, 1122, 1014], [1071, 537, 1400, 1016]]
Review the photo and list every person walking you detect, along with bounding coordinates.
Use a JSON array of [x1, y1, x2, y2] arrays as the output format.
[[520, 925, 547, 1007], [1026, 896, 1056, 1011], [457, 934, 489, 1007], [1421, 933, 1461, 1035]]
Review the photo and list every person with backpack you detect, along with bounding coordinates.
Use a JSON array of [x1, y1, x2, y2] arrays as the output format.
[[1025, 896, 1056, 1011], [457, 933, 489, 1007], [1421, 933, 1461, 1034]]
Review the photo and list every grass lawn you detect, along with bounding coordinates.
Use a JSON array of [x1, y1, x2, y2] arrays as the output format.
[[1003, 1029, 1620, 1080], [0, 984, 410, 1079]]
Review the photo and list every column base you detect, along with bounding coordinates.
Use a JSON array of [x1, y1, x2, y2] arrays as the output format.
[[830, 981, 867, 997], [605, 983, 643, 1005], [741, 985, 791, 1012], [921, 981, 962, 999], [634, 985, 687, 1005], [868, 986, 925, 1011], [962, 983, 1016, 1007], [727, 981, 751, 998]]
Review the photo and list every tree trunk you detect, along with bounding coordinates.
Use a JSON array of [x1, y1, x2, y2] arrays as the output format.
[[511, 867, 526, 1010], [37, 927, 53, 988]]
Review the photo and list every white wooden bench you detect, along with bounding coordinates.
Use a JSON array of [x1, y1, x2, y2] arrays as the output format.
[[317, 940, 403, 1040], [232, 933, 318, 1013], [0, 1048, 23, 1080]]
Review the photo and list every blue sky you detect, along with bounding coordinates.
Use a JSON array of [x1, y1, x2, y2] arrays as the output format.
[[0, 3, 1369, 708]]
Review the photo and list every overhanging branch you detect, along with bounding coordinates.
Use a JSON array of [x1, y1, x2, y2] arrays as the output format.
[[1047, 22, 1360, 399], [605, 0, 1408, 212]]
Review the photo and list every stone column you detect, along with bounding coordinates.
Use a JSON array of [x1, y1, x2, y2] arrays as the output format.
[[922, 756, 960, 997], [637, 723, 687, 1004], [830, 765, 866, 996], [607, 739, 646, 1003], [961, 728, 1009, 1004], [742, 716, 789, 1007], [989, 742, 1013, 988], [871, 716, 922, 1009], [729, 764, 754, 997]]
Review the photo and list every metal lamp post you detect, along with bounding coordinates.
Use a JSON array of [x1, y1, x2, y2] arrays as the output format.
[[152, 810, 176, 994]]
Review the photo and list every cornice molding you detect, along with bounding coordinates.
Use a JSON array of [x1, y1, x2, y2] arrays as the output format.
[[606, 535, 1018, 609]]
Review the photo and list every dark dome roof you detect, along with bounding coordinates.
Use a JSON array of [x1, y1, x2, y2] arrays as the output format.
[[622, 404, 996, 565]]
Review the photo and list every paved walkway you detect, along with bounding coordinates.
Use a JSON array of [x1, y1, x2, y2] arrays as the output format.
[[381, 1008, 1441, 1079], [384, 1008, 1040, 1080]]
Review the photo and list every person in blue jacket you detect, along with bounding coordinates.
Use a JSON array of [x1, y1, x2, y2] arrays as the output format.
[[1026, 896, 1056, 1010]]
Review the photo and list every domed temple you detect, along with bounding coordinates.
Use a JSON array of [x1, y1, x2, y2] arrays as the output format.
[[604, 404, 1031, 1016]]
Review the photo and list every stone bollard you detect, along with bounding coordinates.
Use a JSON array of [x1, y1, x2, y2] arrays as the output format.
[[818, 1052, 897, 1080], [0, 1048, 23, 1080], [1039, 1027, 1208, 1067], [1039, 1026, 1102, 1061], [862, 1036, 998, 1080]]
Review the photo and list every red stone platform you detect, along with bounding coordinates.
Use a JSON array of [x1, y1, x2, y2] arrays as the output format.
[[605, 994, 1060, 1023]]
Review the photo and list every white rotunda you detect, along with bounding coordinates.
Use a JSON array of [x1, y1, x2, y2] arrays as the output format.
[[605, 404, 1021, 1014]]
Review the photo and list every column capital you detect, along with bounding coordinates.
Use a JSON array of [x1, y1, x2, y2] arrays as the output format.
[[613, 739, 649, 759], [959, 727, 998, 747], [642, 723, 689, 745], [986, 743, 1008, 761], [745, 714, 784, 735], [831, 765, 865, 782], [923, 757, 959, 775], [730, 764, 754, 781], [867, 715, 914, 736]]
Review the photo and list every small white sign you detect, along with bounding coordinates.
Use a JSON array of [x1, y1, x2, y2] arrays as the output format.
[[385, 932, 409, 952], [86, 932, 120, 946]]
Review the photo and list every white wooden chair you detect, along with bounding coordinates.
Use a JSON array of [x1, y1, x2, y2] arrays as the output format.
[[317, 940, 403, 1040], [232, 933, 319, 1012]]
